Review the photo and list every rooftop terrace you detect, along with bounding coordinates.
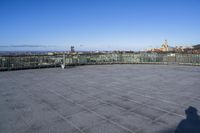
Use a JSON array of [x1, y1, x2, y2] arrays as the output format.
[[0, 64, 200, 133]]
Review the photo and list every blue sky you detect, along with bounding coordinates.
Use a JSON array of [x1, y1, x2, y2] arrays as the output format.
[[0, 0, 200, 51]]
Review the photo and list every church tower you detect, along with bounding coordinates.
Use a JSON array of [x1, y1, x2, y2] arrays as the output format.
[[161, 40, 169, 51]]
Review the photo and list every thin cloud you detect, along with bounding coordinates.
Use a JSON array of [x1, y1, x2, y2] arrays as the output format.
[[0, 44, 45, 48]]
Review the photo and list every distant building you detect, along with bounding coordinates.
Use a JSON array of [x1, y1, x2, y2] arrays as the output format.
[[47, 52, 54, 55], [147, 40, 200, 53], [160, 40, 174, 52], [147, 40, 174, 52], [70, 46, 75, 52]]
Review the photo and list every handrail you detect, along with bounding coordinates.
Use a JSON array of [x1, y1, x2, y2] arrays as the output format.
[[0, 53, 200, 71]]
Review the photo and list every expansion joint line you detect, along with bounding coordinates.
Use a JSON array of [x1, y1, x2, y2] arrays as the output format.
[[59, 80, 185, 118], [21, 87, 86, 133], [107, 89, 185, 118], [52, 81, 185, 131], [78, 84, 185, 118], [47, 89, 136, 133], [68, 83, 185, 118], [124, 88, 180, 106]]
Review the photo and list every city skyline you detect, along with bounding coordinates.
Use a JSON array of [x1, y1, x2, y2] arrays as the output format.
[[0, 0, 200, 51]]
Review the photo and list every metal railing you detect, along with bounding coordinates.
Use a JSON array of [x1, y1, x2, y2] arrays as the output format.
[[0, 53, 200, 71]]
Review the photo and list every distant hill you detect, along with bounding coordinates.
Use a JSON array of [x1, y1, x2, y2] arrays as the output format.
[[193, 44, 200, 49]]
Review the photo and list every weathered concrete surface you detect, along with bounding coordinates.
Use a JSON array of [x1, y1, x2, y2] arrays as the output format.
[[0, 64, 200, 133]]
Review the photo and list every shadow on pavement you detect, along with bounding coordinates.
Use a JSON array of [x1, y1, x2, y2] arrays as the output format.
[[159, 106, 200, 133], [175, 106, 200, 133]]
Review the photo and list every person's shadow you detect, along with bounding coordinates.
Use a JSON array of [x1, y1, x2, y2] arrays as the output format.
[[175, 106, 200, 133]]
